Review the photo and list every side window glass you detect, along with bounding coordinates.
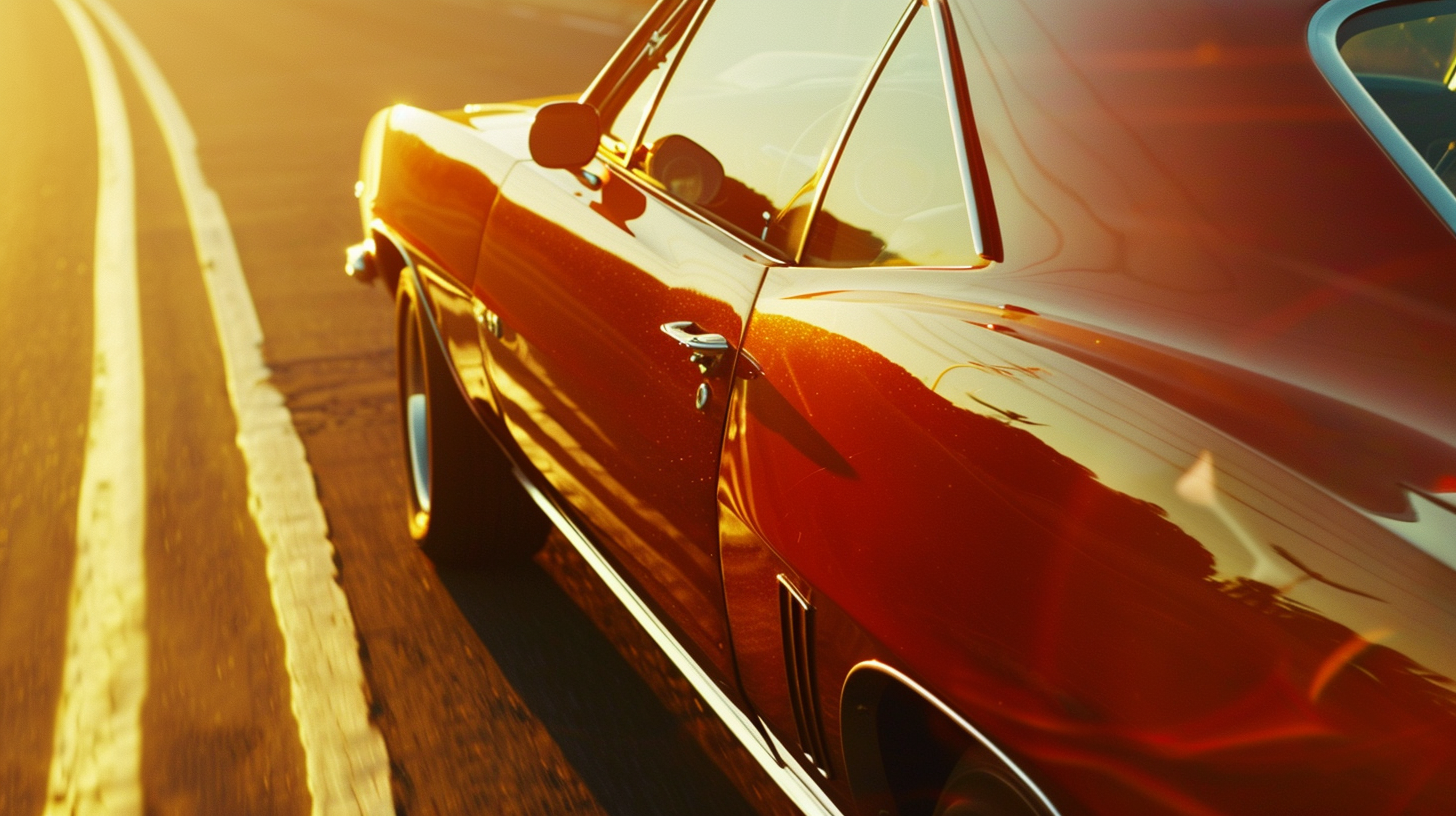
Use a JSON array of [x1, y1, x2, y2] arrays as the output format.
[[598, 0, 701, 156], [637, 0, 908, 253], [803, 6, 976, 268], [1338, 2, 1456, 195]]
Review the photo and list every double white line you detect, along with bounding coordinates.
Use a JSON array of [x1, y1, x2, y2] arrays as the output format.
[[49, 1, 392, 813]]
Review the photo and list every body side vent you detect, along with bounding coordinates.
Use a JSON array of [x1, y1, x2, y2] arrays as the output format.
[[779, 575, 830, 777]]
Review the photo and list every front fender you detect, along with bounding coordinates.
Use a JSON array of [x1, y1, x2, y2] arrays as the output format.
[[357, 103, 535, 289]]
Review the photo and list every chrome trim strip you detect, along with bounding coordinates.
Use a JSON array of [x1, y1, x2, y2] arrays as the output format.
[[1309, 0, 1456, 234], [845, 661, 1063, 816], [929, 0, 990, 264], [581, 0, 673, 106], [609, 162, 794, 264], [512, 474, 848, 816], [624, 0, 713, 161]]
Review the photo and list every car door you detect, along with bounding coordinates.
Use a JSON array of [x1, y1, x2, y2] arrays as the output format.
[[716, 0, 997, 778], [475, 0, 910, 683]]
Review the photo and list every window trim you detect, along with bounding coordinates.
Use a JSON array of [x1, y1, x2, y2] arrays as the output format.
[[577, 0, 799, 264], [791, 0, 920, 263], [626, 0, 715, 160], [612, 163, 795, 265], [603, 0, 717, 167], [794, 0, 1002, 269], [584, 0, 710, 159], [581, 0, 679, 110], [933, 0, 1002, 264], [584, 0, 1005, 268], [1309, 0, 1456, 235]]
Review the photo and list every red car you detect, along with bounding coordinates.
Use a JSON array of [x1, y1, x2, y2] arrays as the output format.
[[346, 0, 1456, 812]]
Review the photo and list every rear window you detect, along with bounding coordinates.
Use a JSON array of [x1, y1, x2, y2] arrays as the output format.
[[1314, 0, 1456, 230], [1339, 1, 1456, 189]]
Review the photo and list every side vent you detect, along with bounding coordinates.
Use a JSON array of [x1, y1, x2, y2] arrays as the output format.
[[779, 575, 830, 777]]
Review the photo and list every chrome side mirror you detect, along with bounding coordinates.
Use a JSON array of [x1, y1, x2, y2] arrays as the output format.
[[528, 101, 601, 169]]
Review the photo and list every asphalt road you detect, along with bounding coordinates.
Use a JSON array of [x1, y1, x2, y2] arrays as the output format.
[[0, 0, 799, 813]]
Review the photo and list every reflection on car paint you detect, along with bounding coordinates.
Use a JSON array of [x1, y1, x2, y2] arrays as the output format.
[[725, 291, 1456, 811], [352, 0, 1456, 811]]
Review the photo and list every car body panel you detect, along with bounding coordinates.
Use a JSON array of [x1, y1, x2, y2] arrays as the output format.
[[475, 156, 772, 687], [369, 104, 517, 289], [723, 270, 1456, 814], [719, 0, 1456, 812], [360, 104, 540, 413], [354, 0, 1456, 812]]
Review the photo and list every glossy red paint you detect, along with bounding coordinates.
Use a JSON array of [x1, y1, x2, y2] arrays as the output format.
[[721, 287, 1456, 813], [715, 0, 1456, 812], [475, 156, 770, 687], [369, 104, 516, 289], [354, 0, 1456, 812]]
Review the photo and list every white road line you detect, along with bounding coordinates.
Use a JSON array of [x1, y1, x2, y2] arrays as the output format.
[[47, 0, 147, 813], [78, 2, 393, 814]]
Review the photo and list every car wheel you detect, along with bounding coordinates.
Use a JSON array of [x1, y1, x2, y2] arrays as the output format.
[[931, 752, 1048, 816], [396, 271, 548, 567]]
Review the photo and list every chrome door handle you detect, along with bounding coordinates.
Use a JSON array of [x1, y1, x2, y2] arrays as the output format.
[[661, 321, 731, 375], [660, 321, 730, 351]]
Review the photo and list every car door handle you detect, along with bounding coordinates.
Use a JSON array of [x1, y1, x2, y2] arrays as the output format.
[[660, 321, 731, 352], [661, 321, 731, 376]]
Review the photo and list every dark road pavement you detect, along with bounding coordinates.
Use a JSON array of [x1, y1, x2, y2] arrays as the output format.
[[0, 0, 798, 813]]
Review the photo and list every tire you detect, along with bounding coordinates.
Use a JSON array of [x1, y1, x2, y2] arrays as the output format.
[[931, 751, 1048, 816], [396, 271, 548, 567]]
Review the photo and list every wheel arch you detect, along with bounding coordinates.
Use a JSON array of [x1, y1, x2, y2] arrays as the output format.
[[839, 661, 1061, 816], [370, 222, 409, 295]]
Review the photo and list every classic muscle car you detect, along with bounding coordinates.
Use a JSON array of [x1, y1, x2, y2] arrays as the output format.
[[345, 0, 1456, 812]]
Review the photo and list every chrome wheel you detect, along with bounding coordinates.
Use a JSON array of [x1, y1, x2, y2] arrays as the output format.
[[394, 265, 548, 566], [403, 303, 431, 523], [406, 393, 430, 514]]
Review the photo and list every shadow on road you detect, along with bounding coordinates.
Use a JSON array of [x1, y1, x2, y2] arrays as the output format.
[[435, 559, 758, 816]]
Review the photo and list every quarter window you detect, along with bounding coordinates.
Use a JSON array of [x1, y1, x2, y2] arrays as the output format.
[[1339, 1, 1456, 192], [803, 5, 977, 268], [636, 0, 908, 253]]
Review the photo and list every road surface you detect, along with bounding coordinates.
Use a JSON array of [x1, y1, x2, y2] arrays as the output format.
[[0, 0, 799, 813]]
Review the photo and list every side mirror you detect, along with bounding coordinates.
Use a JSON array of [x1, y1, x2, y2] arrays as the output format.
[[529, 101, 601, 169], [645, 134, 724, 206]]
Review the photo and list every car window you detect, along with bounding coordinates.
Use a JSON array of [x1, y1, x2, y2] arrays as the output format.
[[802, 6, 977, 268], [1338, 1, 1456, 195], [597, 0, 702, 157], [636, 0, 908, 254]]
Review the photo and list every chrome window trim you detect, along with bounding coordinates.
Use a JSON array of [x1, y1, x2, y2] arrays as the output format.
[[934, 0, 1002, 263], [613, 163, 795, 264], [623, 0, 714, 160], [621, 0, 716, 164], [929, 0, 996, 264], [792, 0, 920, 262], [624, 0, 929, 261], [582, 0, 710, 159], [794, 0, 1001, 268], [1309, 0, 1456, 234], [581, 0, 679, 109]]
